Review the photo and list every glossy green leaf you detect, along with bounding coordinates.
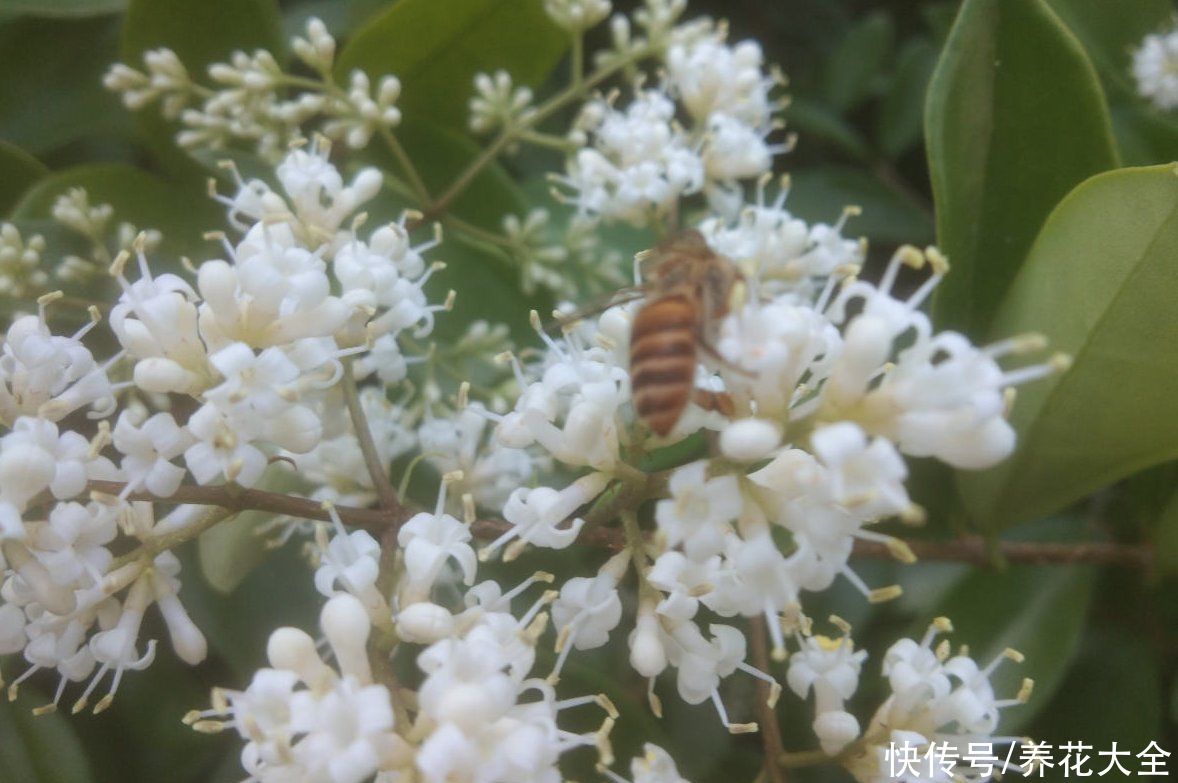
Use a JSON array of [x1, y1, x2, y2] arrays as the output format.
[[824, 12, 894, 112], [0, 689, 94, 783], [926, 0, 1118, 336], [959, 165, 1178, 529], [789, 165, 934, 246], [1046, 0, 1178, 167], [336, 0, 567, 130], [1045, 0, 1170, 98], [877, 38, 937, 158], [120, 0, 283, 178], [0, 16, 131, 156], [0, 139, 46, 215], [0, 0, 124, 16], [915, 525, 1096, 732], [11, 163, 225, 262]]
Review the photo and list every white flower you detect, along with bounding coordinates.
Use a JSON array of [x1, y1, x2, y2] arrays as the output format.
[[810, 422, 909, 520], [183, 402, 268, 487], [491, 472, 609, 555], [397, 486, 477, 602], [1133, 27, 1178, 110], [787, 633, 866, 754], [112, 410, 194, 497], [195, 594, 406, 783], [544, 0, 611, 31], [469, 70, 535, 133], [654, 461, 740, 558]]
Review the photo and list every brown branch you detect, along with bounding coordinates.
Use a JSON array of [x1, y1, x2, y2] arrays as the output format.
[[341, 359, 401, 515], [850, 536, 1154, 570], [749, 617, 787, 783], [84, 481, 1152, 570]]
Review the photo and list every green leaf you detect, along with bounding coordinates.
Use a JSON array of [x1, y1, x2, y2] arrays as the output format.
[[11, 163, 225, 262], [120, 0, 284, 178], [1045, 0, 1178, 167], [926, 0, 1118, 336], [877, 38, 938, 159], [789, 165, 934, 246], [1155, 487, 1178, 578], [915, 522, 1096, 732], [0, 0, 124, 16], [0, 139, 46, 215], [198, 471, 305, 594], [336, 0, 567, 131], [0, 688, 94, 783], [1029, 629, 1161, 749], [823, 11, 894, 112], [395, 120, 549, 342], [959, 165, 1178, 529], [786, 97, 871, 161], [0, 16, 132, 156], [1045, 0, 1171, 98]]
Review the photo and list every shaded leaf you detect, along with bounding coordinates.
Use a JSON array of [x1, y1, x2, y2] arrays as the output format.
[[877, 38, 938, 159], [1029, 629, 1161, 750], [0, 688, 94, 783], [959, 165, 1178, 529], [824, 12, 894, 112], [787, 97, 871, 161], [0, 0, 124, 16], [926, 0, 1118, 336], [0, 16, 131, 156], [0, 138, 46, 215], [336, 0, 567, 131], [11, 163, 225, 262], [789, 164, 933, 246], [1155, 486, 1178, 579], [120, 0, 284, 179]]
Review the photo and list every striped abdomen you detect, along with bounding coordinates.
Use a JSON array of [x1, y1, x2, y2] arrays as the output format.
[[629, 293, 698, 436]]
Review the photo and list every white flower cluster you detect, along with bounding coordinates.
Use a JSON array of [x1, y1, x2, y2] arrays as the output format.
[[486, 231, 1062, 733], [1133, 22, 1178, 111], [0, 144, 449, 715], [843, 618, 1032, 782], [212, 477, 615, 783], [105, 18, 402, 159], [558, 14, 785, 226]]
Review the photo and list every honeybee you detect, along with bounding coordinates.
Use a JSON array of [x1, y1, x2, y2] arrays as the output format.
[[628, 230, 740, 436]]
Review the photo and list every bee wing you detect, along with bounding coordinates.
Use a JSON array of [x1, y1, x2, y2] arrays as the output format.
[[545, 286, 648, 332]]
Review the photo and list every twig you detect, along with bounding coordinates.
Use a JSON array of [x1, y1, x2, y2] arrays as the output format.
[[340, 358, 401, 515], [83, 481, 1152, 569], [749, 617, 787, 783]]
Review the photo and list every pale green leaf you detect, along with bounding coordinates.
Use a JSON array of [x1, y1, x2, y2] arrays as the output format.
[[959, 165, 1178, 529], [877, 38, 937, 158], [926, 0, 1118, 336]]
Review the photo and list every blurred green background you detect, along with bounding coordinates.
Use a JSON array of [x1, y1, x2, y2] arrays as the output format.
[[0, 1, 1176, 781]]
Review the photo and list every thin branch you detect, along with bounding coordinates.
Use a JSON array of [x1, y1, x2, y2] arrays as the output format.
[[749, 617, 787, 783], [340, 358, 401, 515], [84, 481, 1153, 569]]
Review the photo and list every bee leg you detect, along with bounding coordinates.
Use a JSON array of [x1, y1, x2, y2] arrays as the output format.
[[692, 388, 735, 417]]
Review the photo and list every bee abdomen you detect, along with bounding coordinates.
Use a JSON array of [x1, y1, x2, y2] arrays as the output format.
[[630, 296, 698, 436]]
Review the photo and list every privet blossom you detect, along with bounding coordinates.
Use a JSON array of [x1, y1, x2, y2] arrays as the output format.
[[0, 2, 1070, 782]]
